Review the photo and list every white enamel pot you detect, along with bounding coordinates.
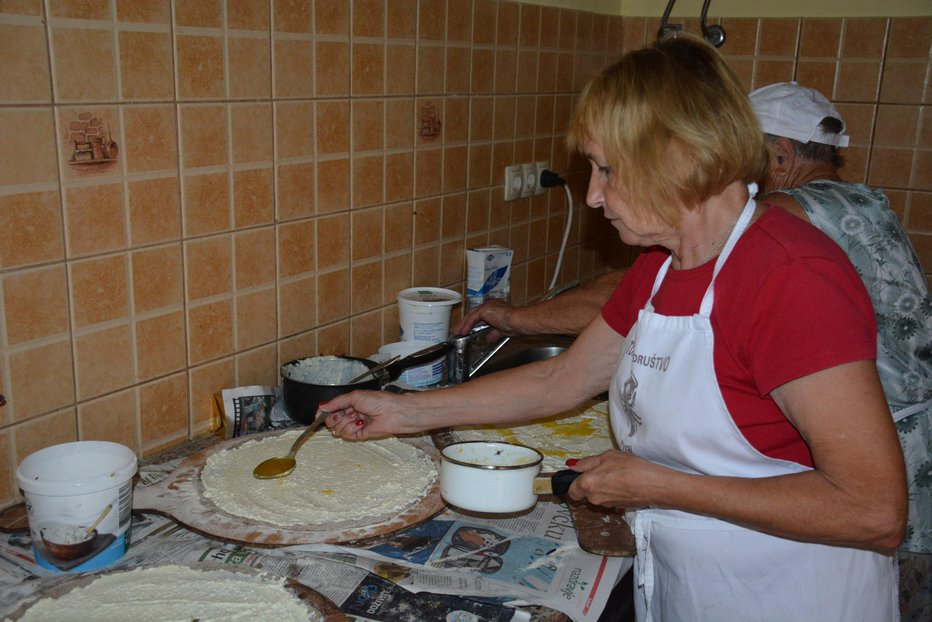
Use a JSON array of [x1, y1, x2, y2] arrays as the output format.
[[439, 441, 580, 513]]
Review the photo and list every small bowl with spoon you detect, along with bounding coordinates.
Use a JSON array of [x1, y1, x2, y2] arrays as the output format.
[[40, 503, 112, 561]]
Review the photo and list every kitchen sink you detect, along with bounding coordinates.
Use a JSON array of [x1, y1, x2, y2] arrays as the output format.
[[469, 334, 575, 377]]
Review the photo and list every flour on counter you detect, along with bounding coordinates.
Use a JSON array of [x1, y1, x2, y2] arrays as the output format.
[[200, 431, 437, 527], [453, 400, 616, 471], [12, 564, 320, 622]]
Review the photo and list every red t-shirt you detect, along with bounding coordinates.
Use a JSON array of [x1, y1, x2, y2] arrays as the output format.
[[601, 207, 877, 466]]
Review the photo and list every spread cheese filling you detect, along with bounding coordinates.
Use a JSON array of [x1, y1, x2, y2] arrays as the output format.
[[14, 564, 320, 622], [200, 431, 437, 527], [453, 401, 615, 472]]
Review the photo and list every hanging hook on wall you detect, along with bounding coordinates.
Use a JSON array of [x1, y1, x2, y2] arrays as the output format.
[[657, 0, 726, 48], [700, 0, 726, 47]]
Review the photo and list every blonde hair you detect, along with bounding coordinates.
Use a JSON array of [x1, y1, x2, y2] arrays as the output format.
[[568, 34, 770, 225]]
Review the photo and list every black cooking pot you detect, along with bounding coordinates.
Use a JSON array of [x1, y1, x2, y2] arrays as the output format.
[[281, 342, 453, 425]]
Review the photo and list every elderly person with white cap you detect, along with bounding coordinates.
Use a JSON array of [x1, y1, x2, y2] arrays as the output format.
[[751, 81, 932, 618], [324, 37, 907, 621]]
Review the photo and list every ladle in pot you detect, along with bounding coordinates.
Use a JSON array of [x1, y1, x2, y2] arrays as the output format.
[[253, 411, 328, 479]]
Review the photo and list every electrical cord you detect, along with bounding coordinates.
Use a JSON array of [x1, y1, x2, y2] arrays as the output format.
[[539, 171, 573, 292]]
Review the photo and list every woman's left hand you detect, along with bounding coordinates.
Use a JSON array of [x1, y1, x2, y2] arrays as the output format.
[[564, 450, 668, 510]]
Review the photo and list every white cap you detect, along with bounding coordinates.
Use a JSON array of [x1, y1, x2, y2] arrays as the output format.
[[749, 82, 849, 147]]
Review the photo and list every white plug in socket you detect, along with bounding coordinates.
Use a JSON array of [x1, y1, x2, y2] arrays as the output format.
[[504, 165, 523, 201], [521, 163, 536, 198], [534, 161, 550, 195]]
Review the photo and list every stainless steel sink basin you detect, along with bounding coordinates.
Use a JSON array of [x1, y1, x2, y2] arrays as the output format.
[[470, 334, 574, 377]]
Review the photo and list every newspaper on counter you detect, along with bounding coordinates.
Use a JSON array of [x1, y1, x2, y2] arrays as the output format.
[[214, 385, 296, 439]]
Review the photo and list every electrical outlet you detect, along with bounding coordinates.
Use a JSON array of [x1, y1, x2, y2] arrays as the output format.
[[521, 163, 536, 197], [534, 161, 550, 195], [504, 165, 523, 201]]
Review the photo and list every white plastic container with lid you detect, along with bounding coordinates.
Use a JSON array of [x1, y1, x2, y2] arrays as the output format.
[[16, 441, 137, 573], [397, 287, 462, 342]]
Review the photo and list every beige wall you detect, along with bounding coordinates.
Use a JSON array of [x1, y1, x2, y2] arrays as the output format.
[[0, 1, 929, 510]]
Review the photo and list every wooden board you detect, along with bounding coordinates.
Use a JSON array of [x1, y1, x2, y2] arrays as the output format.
[[134, 432, 444, 547], [5, 562, 349, 621]]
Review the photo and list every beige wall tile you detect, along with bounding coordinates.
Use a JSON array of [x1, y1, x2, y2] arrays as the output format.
[[14, 410, 78, 465], [236, 343, 277, 387], [2, 266, 69, 344], [277, 162, 315, 220], [188, 359, 233, 435], [351, 261, 382, 313], [0, 431, 11, 505], [316, 158, 350, 213], [186, 236, 232, 301], [412, 245, 439, 285], [520, 4, 541, 48], [276, 101, 315, 159], [471, 48, 494, 93], [75, 324, 134, 400], [65, 183, 126, 257], [353, 0, 384, 38], [170, 34, 219, 97], [229, 36, 271, 99], [316, 0, 349, 35], [352, 207, 383, 261], [278, 220, 315, 277], [383, 252, 412, 309], [234, 227, 276, 288], [386, 98, 414, 149], [136, 310, 186, 380], [128, 177, 181, 245], [318, 268, 349, 324], [352, 154, 384, 208], [317, 320, 349, 355], [183, 172, 231, 235], [386, 44, 416, 96], [274, 39, 314, 98], [387, 0, 417, 39], [278, 276, 316, 336], [385, 152, 414, 203], [71, 255, 129, 328], [228, 0, 269, 30], [274, 0, 312, 34], [0, 23, 51, 102], [116, 0, 170, 24], [119, 31, 174, 100], [123, 104, 178, 173], [352, 100, 384, 152], [317, 213, 349, 269], [0, 191, 63, 269], [415, 148, 442, 197], [384, 203, 413, 253], [835, 61, 881, 101], [414, 197, 441, 245], [352, 42, 384, 96], [49, 0, 109, 20], [51, 27, 117, 102], [315, 40, 349, 97], [887, 17, 931, 59], [233, 168, 274, 227], [880, 61, 928, 104], [875, 105, 920, 148], [236, 289, 277, 350], [230, 103, 274, 164], [175, 0, 221, 28], [180, 105, 228, 168], [440, 239, 465, 284], [841, 18, 887, 59], [188, 299, 233, 364], [317, 100, 350, 155], [139, 373, 188, 445], [350, 309, 381, 356], [8, 339, 74, 421], [443, 145, 468, 193], [0, 109, 58, 186], [78, 389, 137, 449], [132, 244, 183, 313], [418, 0, 444, 42], [417, 45, 444, 94]]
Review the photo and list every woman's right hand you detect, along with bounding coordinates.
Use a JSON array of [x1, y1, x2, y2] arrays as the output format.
[[453, 299, 517, 337], [321, 390, 421, 441]]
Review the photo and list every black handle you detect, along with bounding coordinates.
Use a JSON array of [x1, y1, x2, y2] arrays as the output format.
[[550, 469, 581, 498], [385, 341, 454, 380]]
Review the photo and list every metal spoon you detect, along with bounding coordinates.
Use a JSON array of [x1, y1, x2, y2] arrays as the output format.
[[252, 412, 329, 479], [347, 355, 400, 384]]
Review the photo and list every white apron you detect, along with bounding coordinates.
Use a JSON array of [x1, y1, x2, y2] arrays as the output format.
[[609, 188, 899, 622]]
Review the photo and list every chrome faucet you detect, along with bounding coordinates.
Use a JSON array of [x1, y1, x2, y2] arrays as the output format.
[[447, 281, 579, 384]]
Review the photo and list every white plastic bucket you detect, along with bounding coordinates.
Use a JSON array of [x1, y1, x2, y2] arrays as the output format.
[[377, 340, 446, 387], [397, 287, 462, 342], [16, 441, 137, 573]]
